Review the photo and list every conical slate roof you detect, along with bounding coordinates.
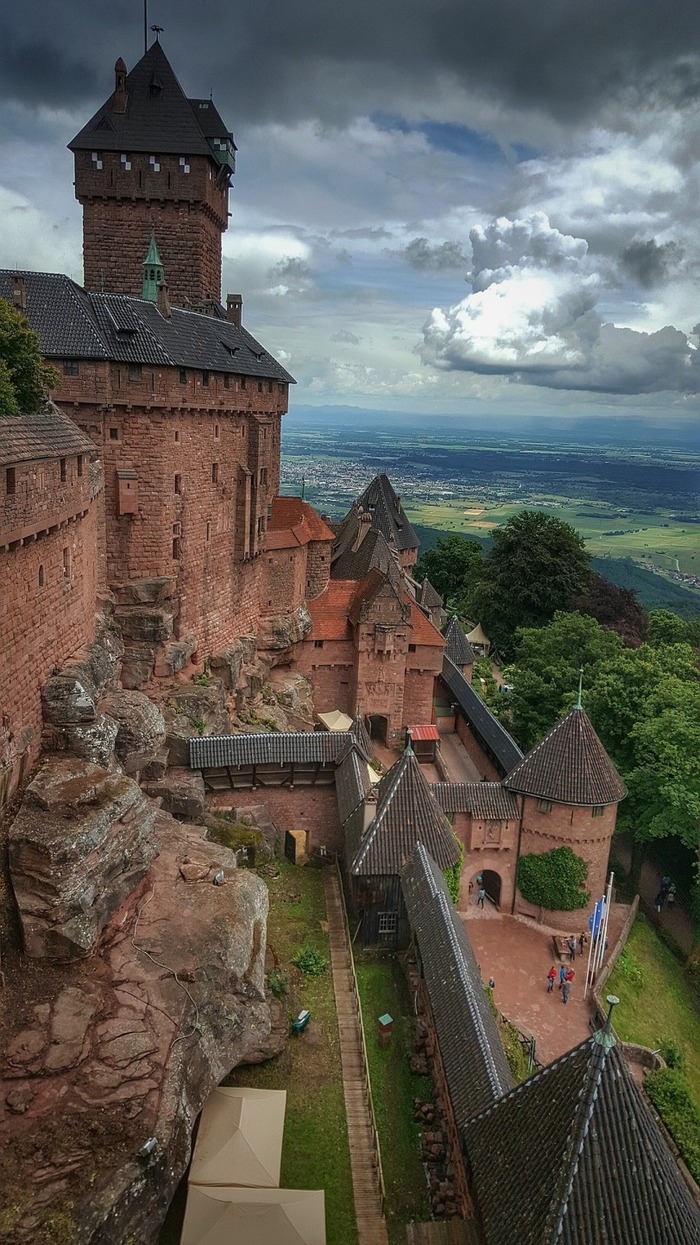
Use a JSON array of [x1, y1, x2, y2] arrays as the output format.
[[464, 1030, 700, 1245], [504, 707, 626, 807], [69, 42, 233, 156], [351, 745, 459, 876], [355, 474, 418, 553], [443, 616, 476, 666]]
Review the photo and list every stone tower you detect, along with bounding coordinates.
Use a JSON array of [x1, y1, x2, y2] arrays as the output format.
[[69, 41, 236, 308], [503, 705, 627, 920]]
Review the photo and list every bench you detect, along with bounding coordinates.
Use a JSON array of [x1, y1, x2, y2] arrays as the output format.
[[552, 935, 571, 963]]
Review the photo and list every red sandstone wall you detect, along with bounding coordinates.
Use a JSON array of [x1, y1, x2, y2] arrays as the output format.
[[403, 661, 440, 725], [514, 797, 617, 926], [260, 546, 307, 616], [52, 364, 287, 654], [74, 151, 227, 305], [455, 714, 502, 781], [294, 641, 355, 715], [452, 811, 519, 912], [0, 470, 99, 806], [305, 541, 331, 599]]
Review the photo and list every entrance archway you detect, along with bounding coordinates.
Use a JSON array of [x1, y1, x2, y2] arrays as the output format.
[[368, 714, 389, 744], [482, 870, 501, 907]]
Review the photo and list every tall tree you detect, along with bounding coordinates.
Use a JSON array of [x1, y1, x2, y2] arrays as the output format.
[[471, 510, 590, 652], [414, 533, 483, 609], [0, 299, 57, 417], [571, 573, 648, 647]]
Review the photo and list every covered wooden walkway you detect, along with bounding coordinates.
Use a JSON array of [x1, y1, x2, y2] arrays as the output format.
[[323, 868, 389, 1245]]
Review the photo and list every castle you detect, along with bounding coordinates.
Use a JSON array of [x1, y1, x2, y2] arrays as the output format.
[[0, 40, 627, 925], [2, 40, 697, 1245]]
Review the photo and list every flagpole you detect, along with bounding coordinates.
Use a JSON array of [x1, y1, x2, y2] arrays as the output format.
[[584, 905, 596, 998], [597, 871, 614, 978]]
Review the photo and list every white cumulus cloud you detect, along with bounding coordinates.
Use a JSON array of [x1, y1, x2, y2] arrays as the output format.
[[421, 211, 700, 394]]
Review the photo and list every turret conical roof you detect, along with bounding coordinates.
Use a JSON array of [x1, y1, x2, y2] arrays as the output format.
[[351, 745, 459, 876], [504, 707, 626, 807]]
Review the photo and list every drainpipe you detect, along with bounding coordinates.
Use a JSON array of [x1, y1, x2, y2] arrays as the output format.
[[511, 793, 524, 914]]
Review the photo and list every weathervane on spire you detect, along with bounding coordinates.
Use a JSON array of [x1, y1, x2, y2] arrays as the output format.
[[575, 667, 584, 710], [151, 24, 164, 40]]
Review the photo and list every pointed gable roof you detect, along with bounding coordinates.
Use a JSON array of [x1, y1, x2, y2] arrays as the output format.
[[504, 707, 626, 807], [402, 845, 513, 1123], [351, 746, 459, 876], [443, 616, 476, 666], [354, 474, 418, 553], [69, 43, 233, 157], [464, 1031, 700, 1245]]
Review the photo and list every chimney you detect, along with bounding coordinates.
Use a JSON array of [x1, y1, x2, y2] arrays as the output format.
[[11, 273, 27, 315], [226, 293, 243, 328], [157, 280, 171, 320], [114, 58, 128, 114]]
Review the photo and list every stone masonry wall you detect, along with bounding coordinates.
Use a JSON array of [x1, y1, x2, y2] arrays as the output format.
[[293, 641, 355, 715], [455, 713, 504, 782], [515, 797, 617, 925], [75, 151, 227, 305], [0, 470, 100, 807]]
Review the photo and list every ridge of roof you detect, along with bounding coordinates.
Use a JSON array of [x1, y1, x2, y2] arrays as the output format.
[[503, 706, 626, 807], [443, 616, 477, 666], [352, 473, 419, 552], [464, 1036, 700, 1245], [352, 749, 459, 876], [69, 42, 231, 156], [0, 272, 294, 382], [442, 657, 523, 775]]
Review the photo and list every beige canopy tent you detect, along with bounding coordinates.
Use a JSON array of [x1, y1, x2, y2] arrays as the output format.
[[189, 1087, 287, 1188], [181, 1186, 326, 1245], [465, 622, 491, 655], [317, 709, 353, 732]]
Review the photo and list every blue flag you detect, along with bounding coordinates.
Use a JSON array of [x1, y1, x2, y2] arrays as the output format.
[[588, 898, 605, 939]]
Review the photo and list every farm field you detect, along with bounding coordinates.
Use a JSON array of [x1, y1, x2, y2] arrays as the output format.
[[281, 410, 700, 607]]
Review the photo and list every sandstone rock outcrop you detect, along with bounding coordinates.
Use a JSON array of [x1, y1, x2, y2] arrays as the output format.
[[158, 681, 231, 766], [209, 637, 256, 690], [256, 603, 312, 651], [0, 813, 272, 1245], [269, 670, 315, 730], [144, 767, 205, 822], [9, 758, 158, 960], [100, 691, 166, 775]]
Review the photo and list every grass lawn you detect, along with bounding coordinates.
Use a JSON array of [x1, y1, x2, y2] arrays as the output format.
[[606, 914, 700, 1110], [226, 860, 357, 1245], [355, 953, 431, 1244]]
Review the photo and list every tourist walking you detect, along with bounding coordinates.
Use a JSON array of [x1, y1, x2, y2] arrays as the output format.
[[567, 936, 576, 961], [578, 931, 587, 957], [666, 883, 677, 910], [654, 889, 666, 913], [477, 887, 486, 908], [547, 965, 557, 993], [558, 965, 567, 990], [562, 979, 571, 1004]]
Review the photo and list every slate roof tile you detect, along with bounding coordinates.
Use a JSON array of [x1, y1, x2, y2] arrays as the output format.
[[351, 747, 459, 876], [441, 657, 523, 775], [0, 273, 294, 382], [355, 473, 419, 552], [0, 404, 98, 468], [189, 731, 347, 768], [443, 616, 476, 666], [464, 1035, 700, 1245], [69, 43, 232, 156], [504, 707, 626, 807], [432, 782, 519, 820], [402, 844, 513, 1124]]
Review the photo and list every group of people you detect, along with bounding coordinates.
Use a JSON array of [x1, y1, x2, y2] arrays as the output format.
[[546, 930, 587, 1004], [654, 875, 676, 914], [547, 962, 576, 1003]]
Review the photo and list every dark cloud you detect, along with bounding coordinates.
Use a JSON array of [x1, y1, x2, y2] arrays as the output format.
[[330, 329, 361, 344], [268, 256, 314, 281], [396, 237, 467, 272], [620, 239, 683, 288], [1, 0, 699, 130]]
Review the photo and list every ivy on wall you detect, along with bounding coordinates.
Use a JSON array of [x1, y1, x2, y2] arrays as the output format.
[[443, 837, 464, 905], [518, 845, 590, 911]]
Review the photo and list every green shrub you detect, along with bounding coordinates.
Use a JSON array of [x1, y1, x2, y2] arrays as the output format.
[[443, 838, 464, 905], [291, 946, 328, 976], [659, 1037, 687, 1073], [268, 968, 289, 999], [646, 1067, 700, 1182], [517, 846, 590, 911]]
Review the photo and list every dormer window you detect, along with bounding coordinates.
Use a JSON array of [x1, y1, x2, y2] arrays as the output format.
[[120, 153, 131, 171], [91, 152, 103, 170], [179, 157, 190, 174], [149, 155, 160, 172]]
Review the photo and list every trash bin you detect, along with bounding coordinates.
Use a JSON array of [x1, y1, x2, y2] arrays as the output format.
[[291, 1009, 311, 1035], [377, 1013, 393, 1048]]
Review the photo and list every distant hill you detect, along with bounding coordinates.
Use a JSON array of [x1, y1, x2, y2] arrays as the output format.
[[412, 524, 700, 618]]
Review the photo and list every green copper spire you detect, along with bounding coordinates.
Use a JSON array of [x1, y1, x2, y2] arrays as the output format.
[[575, 666, 584, 710], [142, 232, 164, 302]]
